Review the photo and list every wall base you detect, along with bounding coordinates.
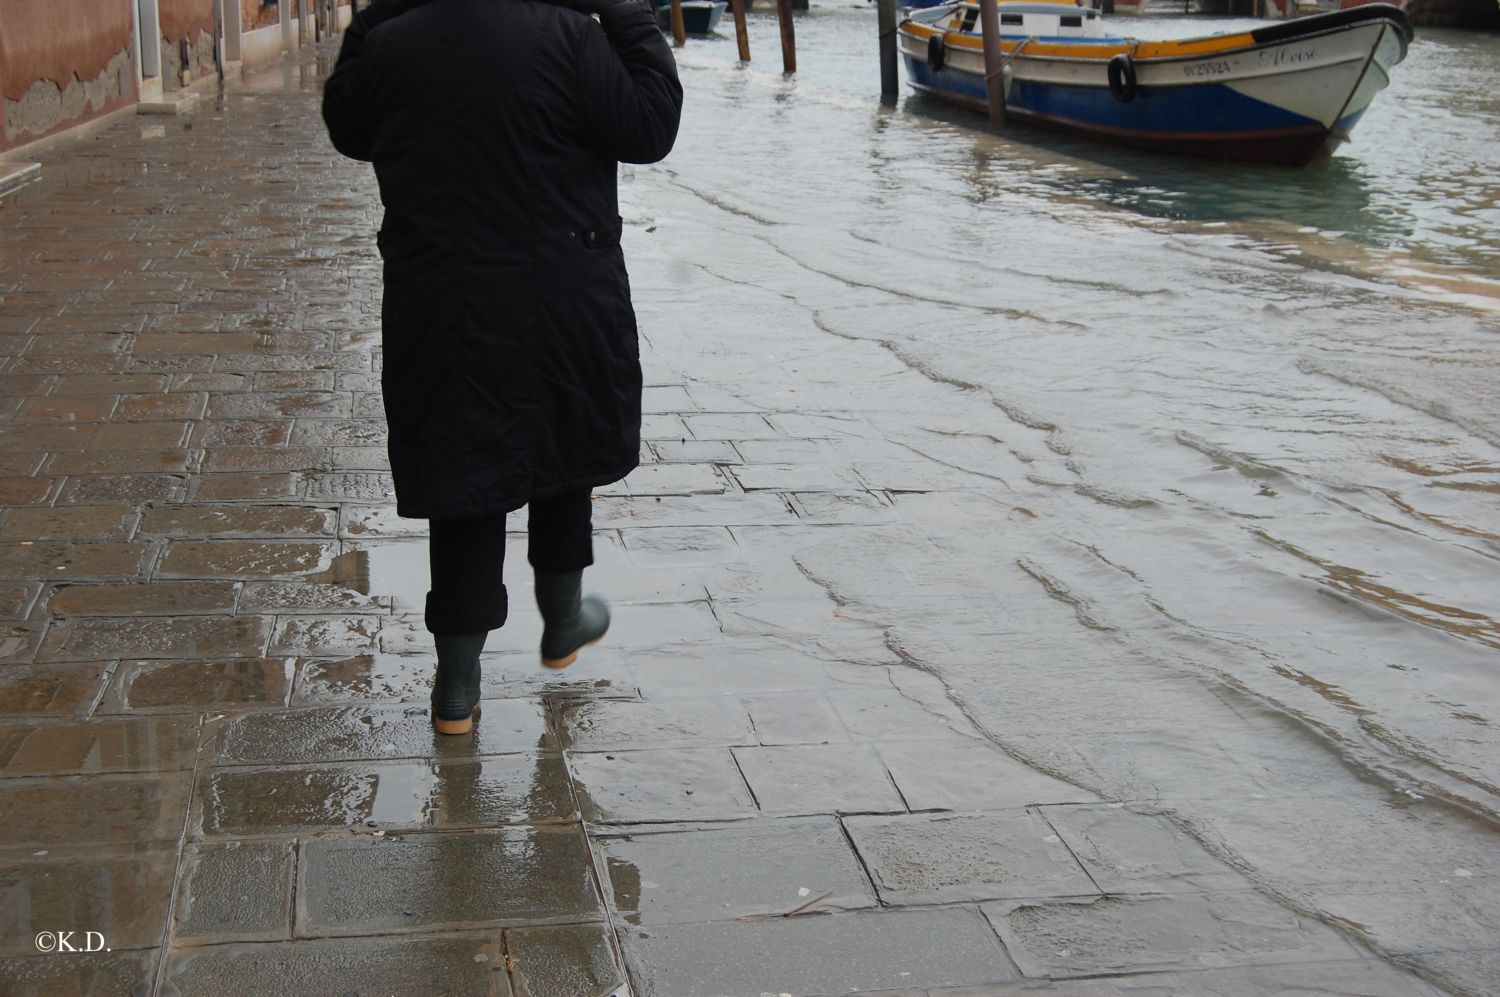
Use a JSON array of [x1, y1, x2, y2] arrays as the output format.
[[241, 23, 289, 68]]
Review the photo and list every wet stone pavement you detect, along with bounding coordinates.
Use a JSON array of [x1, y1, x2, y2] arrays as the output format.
[[0, 46, 1456, 997]]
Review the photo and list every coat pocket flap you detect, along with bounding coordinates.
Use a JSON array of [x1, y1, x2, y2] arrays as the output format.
[[582, 217, 624, 248]]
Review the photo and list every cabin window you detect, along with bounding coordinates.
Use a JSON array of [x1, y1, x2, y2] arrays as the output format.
[[1000, 13, 1023, 25], [1060, 14, 1082, 26], [962, 7, 979, 29]]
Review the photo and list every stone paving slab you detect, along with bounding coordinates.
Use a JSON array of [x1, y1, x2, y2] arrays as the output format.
[[732, 743, 908, 815], [161, 933, 509, 996], [845, 811, 1101, 906], [595, 817, 878, 924], [173, 839, 296, 944], [877, 739, 1101, 810], [560, 697, 755, 752], [99, 659, 295, 714], [0, 950, 159, 997], [0, 772, 193, 848], [875, 959, 1449, 996], [0, 662, 110, 718], [193, 754, 576, 837], [1, 844, 177, 955], [569, 747, 759, 823], [984, 891, 1363, 978], [209, 700, 554, 765], [1040, 803, 1255, 895], [621, 907, 1020, 995], [296, 828, 602, 936], [507, 923, 626, 997], [0, 715, 199, 776]]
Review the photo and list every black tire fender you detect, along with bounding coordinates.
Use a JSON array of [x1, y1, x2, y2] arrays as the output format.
[[1107, 52, 1137, 103], [928, 33, 947, 72]]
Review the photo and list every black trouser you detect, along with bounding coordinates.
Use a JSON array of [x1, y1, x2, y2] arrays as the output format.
[[425, 489, 595, 635]]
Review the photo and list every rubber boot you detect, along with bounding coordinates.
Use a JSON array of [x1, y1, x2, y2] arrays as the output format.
[[431, 632, 487, 734], [535, 571, 610, 669]]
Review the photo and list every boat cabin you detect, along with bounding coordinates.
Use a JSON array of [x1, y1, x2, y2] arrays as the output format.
[[943, 1, 1106, 38]]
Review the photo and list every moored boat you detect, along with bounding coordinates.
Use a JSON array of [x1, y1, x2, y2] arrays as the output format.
[[898, 0, 1413, 164], [656, 0, 729, 34]]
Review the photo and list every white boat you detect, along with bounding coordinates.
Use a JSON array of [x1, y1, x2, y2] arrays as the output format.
[[898, 0, 1413, 163]]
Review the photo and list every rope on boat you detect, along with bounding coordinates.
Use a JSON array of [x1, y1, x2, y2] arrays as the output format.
[[986, 35, 1034, 82]]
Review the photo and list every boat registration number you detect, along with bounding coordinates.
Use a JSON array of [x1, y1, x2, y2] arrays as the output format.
[[1183, 60, 1231, 78]]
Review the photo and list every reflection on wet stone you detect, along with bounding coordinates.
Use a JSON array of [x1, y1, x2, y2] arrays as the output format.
[[560, 697, 754, 751], [162, 934, 504, 996], [0, 716, 199, 776], [198, 754, 574, 835], [0, 663, 109, 718], [0, 846, 177, 953], [0, 773, 192, 847], [102, 659, 294, 713], [213, 701, 553, 764], [299, 828, 601, 934], [40, 615, 272, 662]]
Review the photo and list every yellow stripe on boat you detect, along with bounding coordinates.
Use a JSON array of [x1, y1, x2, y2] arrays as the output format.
[[905, 21, 1259, 62]]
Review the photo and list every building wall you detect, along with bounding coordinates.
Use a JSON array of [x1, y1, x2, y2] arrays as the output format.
[[243, 0, 281, 31], [158, 0, 216, 91], [0, 0, 137, 153]]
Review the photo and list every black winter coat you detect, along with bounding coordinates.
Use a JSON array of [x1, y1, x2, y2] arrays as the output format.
[[322, 0, 682, 519]]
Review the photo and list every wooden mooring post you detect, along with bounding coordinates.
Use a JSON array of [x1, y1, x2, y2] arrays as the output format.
[[777, 0, 797, 73], [670, 0, 687, 47], [730, 0, 751, 61], [878, 0, 898, 101], [977, 0, 1006, 128]]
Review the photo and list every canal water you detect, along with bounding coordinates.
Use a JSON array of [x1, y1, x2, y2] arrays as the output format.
[[628, 6, 1500, 985]]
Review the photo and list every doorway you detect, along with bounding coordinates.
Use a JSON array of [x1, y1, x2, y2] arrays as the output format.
[[134, 0, 163, 100]]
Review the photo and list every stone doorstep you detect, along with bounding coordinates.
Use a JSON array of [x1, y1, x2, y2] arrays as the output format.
[[138, 92, 203, 116], [0, 162, 41, 199]]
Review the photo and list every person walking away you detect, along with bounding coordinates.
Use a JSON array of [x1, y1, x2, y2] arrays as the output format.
[[321, 0, 683, 734]]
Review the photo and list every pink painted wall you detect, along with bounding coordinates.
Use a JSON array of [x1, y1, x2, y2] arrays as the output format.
[[0, 0, 136, 153]]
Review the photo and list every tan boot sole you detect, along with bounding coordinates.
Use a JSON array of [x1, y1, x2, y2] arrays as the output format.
[[541, 630, 608, 670], [433, 709, 476, 735]]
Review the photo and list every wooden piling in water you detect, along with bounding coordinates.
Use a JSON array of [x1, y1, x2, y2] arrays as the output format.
[[670, 0, 687, 47], [730, 0, 751, 61], [777, 0, 797, 74], [878, 0, 898, 101], [977, 0, 1006, 129]]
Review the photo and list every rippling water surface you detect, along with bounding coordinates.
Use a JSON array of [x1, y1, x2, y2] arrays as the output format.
[[624, 9, 1498, 986]]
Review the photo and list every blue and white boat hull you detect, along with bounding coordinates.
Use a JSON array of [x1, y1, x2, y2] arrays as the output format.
[[898, 5, 1411, 163]]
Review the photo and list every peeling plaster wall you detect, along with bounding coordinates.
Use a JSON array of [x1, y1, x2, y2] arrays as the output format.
[[0, 0, 137, 153], [158, 0, 216, 91], [158, 29, 216, 91]]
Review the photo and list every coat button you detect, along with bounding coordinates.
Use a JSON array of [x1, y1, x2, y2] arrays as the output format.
[[588, 231, 596, 242]]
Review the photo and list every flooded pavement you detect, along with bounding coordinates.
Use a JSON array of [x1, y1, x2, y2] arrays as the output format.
[[0, 10, 1495, 997]]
